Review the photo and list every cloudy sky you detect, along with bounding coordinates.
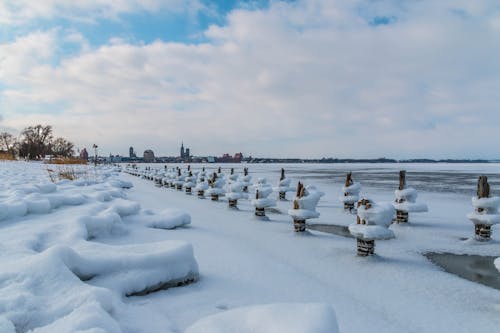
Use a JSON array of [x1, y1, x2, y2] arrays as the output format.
[[1, 0, 499, 159]]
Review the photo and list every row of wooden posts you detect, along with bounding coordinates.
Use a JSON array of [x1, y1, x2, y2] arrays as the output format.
[[124, 165, 497, 256]]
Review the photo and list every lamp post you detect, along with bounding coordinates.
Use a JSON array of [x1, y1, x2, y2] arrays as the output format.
[[92, 144, 98, 167]]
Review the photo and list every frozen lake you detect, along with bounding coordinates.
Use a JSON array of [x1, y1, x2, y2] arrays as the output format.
[[137, 162, 500, 195]]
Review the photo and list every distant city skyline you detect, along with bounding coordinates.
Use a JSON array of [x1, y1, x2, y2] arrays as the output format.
[[1, 1, 499, 159]]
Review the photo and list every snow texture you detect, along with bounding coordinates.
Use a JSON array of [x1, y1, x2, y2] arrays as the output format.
[[340, 182, 361, 204], [288, 186, 324, 220], [394, 187, 428, 213], [468, 196, 500, 225], [185, 303, 339, 333]]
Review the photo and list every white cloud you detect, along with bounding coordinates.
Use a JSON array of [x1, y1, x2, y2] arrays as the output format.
[[1, 0, 500, 158], [0, 0, 203, 24]]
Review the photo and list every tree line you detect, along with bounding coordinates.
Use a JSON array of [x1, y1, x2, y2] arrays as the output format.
[[0, 125, 74, 159]]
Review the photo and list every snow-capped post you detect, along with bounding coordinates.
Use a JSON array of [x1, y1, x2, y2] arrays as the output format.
[[228, 168, 239, 183], [251, 178, 276, 218], [467, 175, 500, 241], [175, 168, 184, 190], [288, 182, 324, 232], [226, 178, 248, 208], [275, 168, 293, 201], [241, 168, 251, 192], [207, 172, 225, 201], [349, 199, 395, 256], [195, 177, 209, 198], [393, 170, 428, 223], [184, 171, 195, 195], [341, 172, 360, 212]]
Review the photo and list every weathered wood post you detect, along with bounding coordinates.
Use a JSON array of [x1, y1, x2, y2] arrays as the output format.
[[176, 168, 183, 190], [293, 182, 306, 232], [210, 173, 219, 201], [468, 175, 497, 241], [392, 170, 427, 224], [341, 172, 361, 211], [396, 170, 408, 223], [242, 168, 249, 192], [254, 190, 266, 216], [348, 199, 395, 257], [185, 171, 194, 194], [279, 168, 286, 200]]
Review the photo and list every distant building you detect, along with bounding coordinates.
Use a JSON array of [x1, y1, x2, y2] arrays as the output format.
[[180, 142, 191, 160], [216, 152, 243, 163], [129, 146, 136, 158], [80, 148, 88, 160], [143, 149, 155, 163]]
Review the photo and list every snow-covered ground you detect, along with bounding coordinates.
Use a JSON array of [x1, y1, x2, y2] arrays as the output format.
[[1, 161, 499, 332]]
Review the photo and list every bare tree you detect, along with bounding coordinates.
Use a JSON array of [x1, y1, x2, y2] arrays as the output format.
[[0, 132, 17, 157], [51, 137, 74, 157], [18, 125, 53, 159]]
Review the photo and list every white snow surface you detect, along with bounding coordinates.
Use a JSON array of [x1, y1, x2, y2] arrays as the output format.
[[495, 257, 500, 273], [185, 303, 339, 333], [2, 161, 500, 333], [0, 162, 198, 333], [348, 224, 395, 240]]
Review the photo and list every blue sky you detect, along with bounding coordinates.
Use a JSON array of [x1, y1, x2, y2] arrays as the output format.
[[0, 0, 499, 159]]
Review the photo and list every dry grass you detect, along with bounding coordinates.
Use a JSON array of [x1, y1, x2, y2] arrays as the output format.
[[47, 165, 91, 183], [45, 157, 87, 165], [0, 152, 15, 160]]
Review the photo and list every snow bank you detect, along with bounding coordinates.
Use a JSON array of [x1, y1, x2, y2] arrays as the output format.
[[495, 257, 500, 274], [185, 303, 339, 333]]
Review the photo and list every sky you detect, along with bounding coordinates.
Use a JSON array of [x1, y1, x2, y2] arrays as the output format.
[[0, 0, 499, 159]]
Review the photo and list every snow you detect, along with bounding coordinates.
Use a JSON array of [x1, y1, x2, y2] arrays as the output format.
[[468, 196, 500, 225], [185, 303, 339, 333], [495, 257, 500, 273], [288, 185, 324, 220], [0, 162, 198, 332], [340, 182, 361, 204], [2, 161, 500, 333], [394, 187, 428, 213], [357, 201, 395, 227], [348, 224, 395, 240]]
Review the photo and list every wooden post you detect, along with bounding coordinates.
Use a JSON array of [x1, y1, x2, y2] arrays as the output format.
[[243, 168, 249, 192], [230, 168, 234, 175], [228, 199, 238, 207], [293, 182, 306, 232], [176, 168, 183, 190], [185, 171, 193, 194], [399, 170, 406, 191], [343, 172, 354, 210], [210, 173, 219, 201], [197, 189, 205, 198], [396, 170, 408, 223], [475, 175, 492, 241], [279, 168, 286, 200], [255, 190, 266, 216], [356, 238, 375, 256]]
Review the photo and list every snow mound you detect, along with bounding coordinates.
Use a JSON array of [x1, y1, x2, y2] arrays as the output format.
[[79, 212, 125, 239], [393, 187, 428, 213], [495, 257, 500, 273], [184, 303, 339, 333], [130, 209, 191, 229]]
